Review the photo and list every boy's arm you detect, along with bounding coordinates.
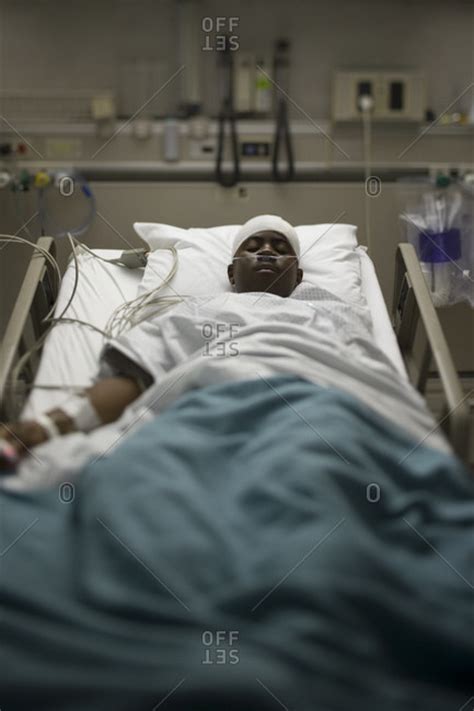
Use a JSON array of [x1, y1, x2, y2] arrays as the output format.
[[0, 374, 143, 461], [48, 375, 143, 433]]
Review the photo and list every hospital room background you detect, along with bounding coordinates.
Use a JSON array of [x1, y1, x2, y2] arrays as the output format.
[[0, 0, 473, 458]]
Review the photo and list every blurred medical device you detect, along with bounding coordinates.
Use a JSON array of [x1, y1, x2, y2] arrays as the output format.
[[332, 69, 425, 122], [400, 173, 474, 307]]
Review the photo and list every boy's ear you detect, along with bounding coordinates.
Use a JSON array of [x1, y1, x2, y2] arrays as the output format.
[[227, 263, 235, 286], [296, 268, 303, 285]]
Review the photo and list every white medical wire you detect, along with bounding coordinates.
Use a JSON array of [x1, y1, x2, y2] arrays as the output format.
[[4, 234, 181, 407], [7, 232, 79, 402], [36, 240, 178, 338], [0, 234, 63, 312], [52, 239, 180, 338], [0, 234, 65, 409], [45, 317, 109, 337], [71, 240, 113, 262], [104, 245, 180, 338], [70, 238, 130, 266], [69, 239, 131, 304], [42, 232, 80, 325]]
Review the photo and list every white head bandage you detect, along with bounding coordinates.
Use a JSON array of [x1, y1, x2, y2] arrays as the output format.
[[232, 215, 300, 258]]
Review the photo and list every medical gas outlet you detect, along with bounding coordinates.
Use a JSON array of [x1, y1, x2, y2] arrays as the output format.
[[332, 70, 425, 122]]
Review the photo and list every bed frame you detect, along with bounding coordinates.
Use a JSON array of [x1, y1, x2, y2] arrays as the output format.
[[0, 237, 470, 459], [0, 237, 58, 422], [393, 244, 469, 458]]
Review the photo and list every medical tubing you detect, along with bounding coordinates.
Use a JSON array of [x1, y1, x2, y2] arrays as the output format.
[[4, 237, 180, 407], [38, 180, 96, 238], [71, 239, 148, 269], [45, 317, 110, 337], [35, 412, 61, 439], [232, 254, 298, 260], [104, 246, 179, 337], [0, 235, 62, 314], [69, 239, 131, 303], [9, 233, 79, 399], [42, 242, 179, 339]]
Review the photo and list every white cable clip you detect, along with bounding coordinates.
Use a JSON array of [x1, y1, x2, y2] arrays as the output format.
[[58, 394, 102, 433], [36, 413, 61, 440]]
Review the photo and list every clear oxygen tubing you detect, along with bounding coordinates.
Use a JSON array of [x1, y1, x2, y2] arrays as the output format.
[[232, 254, 298, 260], [37, 175, 97, 238]]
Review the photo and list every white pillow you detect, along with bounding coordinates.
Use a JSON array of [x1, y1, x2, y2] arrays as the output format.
[[134, 221, 364, 305]]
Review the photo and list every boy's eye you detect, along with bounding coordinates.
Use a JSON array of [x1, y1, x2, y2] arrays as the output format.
[[242, 237, 290, 253], [245, 239, 260, 251]]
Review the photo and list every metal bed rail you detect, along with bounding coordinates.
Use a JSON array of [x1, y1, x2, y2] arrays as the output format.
[[393, 242, 470, 459], [0, 236, 58, 421]]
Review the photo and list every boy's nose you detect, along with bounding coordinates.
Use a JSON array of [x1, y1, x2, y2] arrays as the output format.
[[257, 243, 277, 256]]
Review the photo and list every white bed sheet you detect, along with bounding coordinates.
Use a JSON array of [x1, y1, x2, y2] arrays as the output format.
[[21, 247, 406, 419], [22, 249, 141, 419], [358, 247, 407, 379]]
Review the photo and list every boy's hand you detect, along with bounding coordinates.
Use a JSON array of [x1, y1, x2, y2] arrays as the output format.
[[0, 420, 49, 463]]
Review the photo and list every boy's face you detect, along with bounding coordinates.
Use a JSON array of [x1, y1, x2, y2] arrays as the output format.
[[227, 231, 303, 297]]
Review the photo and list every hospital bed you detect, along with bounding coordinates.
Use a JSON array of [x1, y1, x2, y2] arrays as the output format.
[[0, 235, 469, 459], [1, 234, 473, 711]]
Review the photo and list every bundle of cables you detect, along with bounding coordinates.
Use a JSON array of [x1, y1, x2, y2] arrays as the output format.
[[0, 233, 181, 411]]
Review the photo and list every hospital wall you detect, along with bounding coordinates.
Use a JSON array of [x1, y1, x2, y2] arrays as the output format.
[[1, 0, 473, 120]]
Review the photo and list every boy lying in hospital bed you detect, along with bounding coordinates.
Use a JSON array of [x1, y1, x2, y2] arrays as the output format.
[[0, 214, 449, 473], [1, 216, 473, 711]]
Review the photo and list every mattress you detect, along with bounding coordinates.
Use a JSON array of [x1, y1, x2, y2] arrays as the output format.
[[21, 247, 406, 419]]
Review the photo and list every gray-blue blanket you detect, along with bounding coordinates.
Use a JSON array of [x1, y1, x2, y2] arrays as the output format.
[[1, 375, 473, 711]]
